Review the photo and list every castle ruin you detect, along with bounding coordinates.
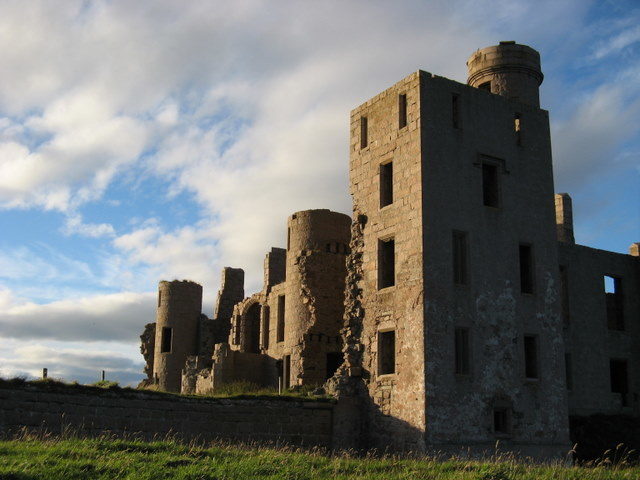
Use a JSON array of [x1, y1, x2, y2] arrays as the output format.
[[139, 42, 640, 457]]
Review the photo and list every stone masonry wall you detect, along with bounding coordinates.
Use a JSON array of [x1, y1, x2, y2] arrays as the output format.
[[0, 383, 333, 448]]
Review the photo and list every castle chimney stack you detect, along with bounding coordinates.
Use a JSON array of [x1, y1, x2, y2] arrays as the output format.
[[555, 193, 575, 244], [467, 41, 544, 107], [630, 243, 640, 257]]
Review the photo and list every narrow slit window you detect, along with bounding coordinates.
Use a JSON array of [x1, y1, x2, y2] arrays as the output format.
[[158, 291, 162, 308], [514, 113, 522, 145], [565, 353, 573, 390], [160, 327, 172, 353], [360, 116, 368, 149], [378, 238, 395, 289], [398, 94, 407, 129], [482, 162, 499, 207], [452, 231, 468, 285], [380, 162, 393, 208], [283, 354, 291, 389], [610, 359, 629, 406], [277, 295, 285, 342], [605, 275, 624, 330], [519, 244, 534, 294], [454, 327, 470, 375], [378, 330, 395, 375], [452, 94, 460, 129], [524, 335, 538, 379], [261, 306, 270, 350], [287, 228, 290, 250]]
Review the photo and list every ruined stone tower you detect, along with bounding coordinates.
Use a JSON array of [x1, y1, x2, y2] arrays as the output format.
[[346, 41, 570, 455], [153, 280, 202, 392]]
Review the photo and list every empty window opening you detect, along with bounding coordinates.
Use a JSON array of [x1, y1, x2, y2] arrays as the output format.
[[605, 275, 624, 330], [378, 238, 395, 289], [482, 162, 500, 207], [287, 228, 290, 250], [283, 355, 291, 389], [524, 335, 538, 379], [493, 407, 511, 435], [378, 330, 396, 375], [514, 114, 522, 145], [565, 353, 573, 390], [519, 244, 534, 294], [245, 303, 261, 354], [610, 359, 629, 406], [479, 81, 491, 92], [360, 116, 368, 149], [261, 306, 270, 350], [452, 231, 468, 285], [277, 295, 285, 342], [560, 265, 570, 327], [326, 352, 342, 380], [160, 327, 172, 353], [452, 94, 460, 129], [380, 162, 393, 208], [454, 327, 470, 375], [158, 291, 162, 308], [398, 94, 407, 129]]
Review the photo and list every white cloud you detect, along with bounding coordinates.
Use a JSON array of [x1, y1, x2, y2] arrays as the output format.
[[62, 213, 115, 238], [0, 290, 155, 343]]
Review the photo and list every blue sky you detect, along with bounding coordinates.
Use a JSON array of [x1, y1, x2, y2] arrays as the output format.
[[0, 0, 638, 385]]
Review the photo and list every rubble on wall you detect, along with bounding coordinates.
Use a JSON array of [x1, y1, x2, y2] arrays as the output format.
[[326, 212, 367, 397], [138, 322, 156, 387]]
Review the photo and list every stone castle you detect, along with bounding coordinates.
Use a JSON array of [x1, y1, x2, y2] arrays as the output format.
[[139, 42, 640, 457]]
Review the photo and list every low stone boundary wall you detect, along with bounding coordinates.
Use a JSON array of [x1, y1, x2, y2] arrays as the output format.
[[0, 383, 334, 448]]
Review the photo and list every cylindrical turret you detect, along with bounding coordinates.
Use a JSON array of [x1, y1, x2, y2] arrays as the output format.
[[153, 280, 202, 392], [467, 41, 543, 107], [285, 209, 351, 385]]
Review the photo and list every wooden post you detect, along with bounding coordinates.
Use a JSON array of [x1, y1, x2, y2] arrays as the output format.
[[101, 370, 105, 382]]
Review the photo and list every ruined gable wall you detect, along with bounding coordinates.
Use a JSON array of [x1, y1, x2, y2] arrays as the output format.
[[349, 71, 427, 452], [420, 74, 569, 451], [559, 243, 640, 416]]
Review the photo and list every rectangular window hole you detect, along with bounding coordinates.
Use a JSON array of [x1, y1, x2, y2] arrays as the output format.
[[605, 275, 624, 330], [454, 327, 470, 375], [360, 116, 368, 149], [452, 94, 460, 129], [519, 244, 534, 294], [452, 231, 468, 285], [524, 335, 538, 379], [380, 162, 393, 208], [378, 238, 395, 289], [482, 162, 499, 207], [277, 295, 285, 342], [610, 359, 629, 406], [378, 330, 395, 375], [160, 327, 172, 353], [398, 94, 407, 129], [493, 407, 511, 435]]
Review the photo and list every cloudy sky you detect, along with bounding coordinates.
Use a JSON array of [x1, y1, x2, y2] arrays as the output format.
[[0, 0, 638, 386]]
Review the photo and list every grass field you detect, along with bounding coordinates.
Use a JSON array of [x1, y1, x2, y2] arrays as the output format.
[[0, 436, 638, 480]]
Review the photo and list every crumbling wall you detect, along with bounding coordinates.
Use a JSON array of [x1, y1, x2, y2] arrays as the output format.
[[264, 247, 286, 293], [212, 267, 245, 344], [210, 343, 275, 391], [139, 322, 156, 386], [285, 210, 351, 386]]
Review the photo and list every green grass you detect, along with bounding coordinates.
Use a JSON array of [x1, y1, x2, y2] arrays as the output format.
[[0, 435, 638, 480]]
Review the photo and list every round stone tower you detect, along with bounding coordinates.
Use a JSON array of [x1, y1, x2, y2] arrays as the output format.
[[467, 41, 544, 107], [153, 280, 202, 392], [285, 209, 351, 385]]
